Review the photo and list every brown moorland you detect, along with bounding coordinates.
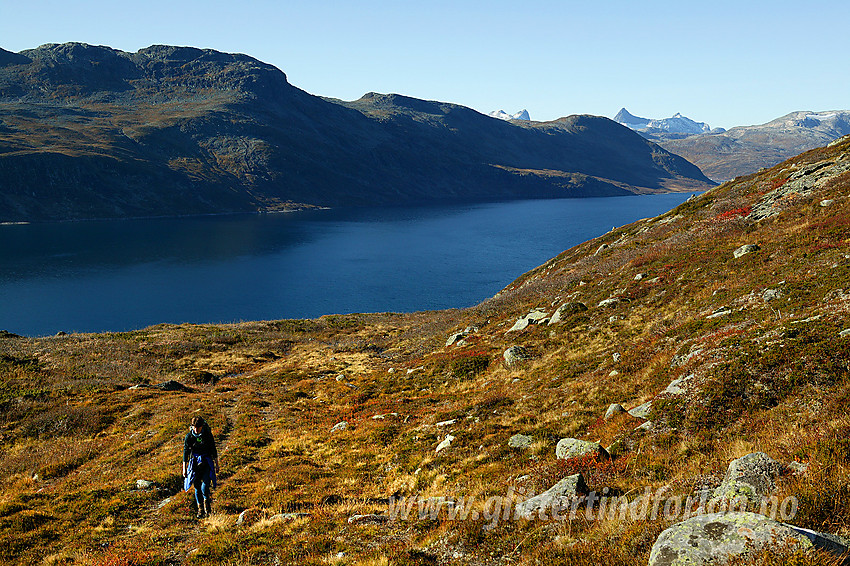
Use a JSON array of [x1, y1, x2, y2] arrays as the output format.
[[1, 137, 849, 565]]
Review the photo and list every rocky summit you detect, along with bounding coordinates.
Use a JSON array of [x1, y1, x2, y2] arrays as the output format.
[[0, 120, 848, 564], [0, 43, 713, 222]]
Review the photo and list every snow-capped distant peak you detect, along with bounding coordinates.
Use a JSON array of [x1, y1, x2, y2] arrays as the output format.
[[489, 109, 530, 121], [614, 108, 709, 135]]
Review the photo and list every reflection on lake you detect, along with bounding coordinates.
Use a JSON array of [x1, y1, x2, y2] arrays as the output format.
[[0, 193, 694, 336]]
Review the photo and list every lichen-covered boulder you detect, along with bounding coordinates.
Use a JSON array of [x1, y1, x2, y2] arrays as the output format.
[[648, 512, 812, 566], [548, 302, 588, 325], [515, 473, 587, 520], [713, 452, 782, 502], [503, 345, 531, 366], [604, 403, 626, 420], [555, 438, 608, 460], [508, 434, 533, 449]]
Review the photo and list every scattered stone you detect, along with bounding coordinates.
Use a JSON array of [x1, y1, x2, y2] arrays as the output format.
[[503, 346, 531, 367], [515, 473, 588, 520], [237, 508, 263, 526], [156, 498, 172, 509], [508, 310, 550, 332], [609, 370, 620, 377], [128, 383, 151, 390], [840, 328, 850, 338], [548, 302, 588, 325], [634, 421, 653, 432], [435, 419, 456, 427], [604, 403, 625, 420], [555, 438, 608, 460], [612, 352, 621, 363], [733, 244, 760, 258], [508, 434, 533, 449], [331, 421, 348, 433], [446, 332, 468, 347], [713, 452, 782, 502], [662, 374, 694, 396], [595, 244, 609, 256], [627, 401, 652, 419], [348, 514, 389, 525], [647, 276, 662, 284], [648, 512, 818, 566], [135, 479, 154, 490], [706, 308, 732, 319], [507, 318, 531, 332], [436, 434, 455, 454], [598, 297, 622, 308], [763, 288, 782, 302], [634, 273, 646, 281], [820, 199, 835, 207]]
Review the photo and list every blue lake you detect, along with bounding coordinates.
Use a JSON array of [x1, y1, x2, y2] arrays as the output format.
[[0, 193, 694, 337]]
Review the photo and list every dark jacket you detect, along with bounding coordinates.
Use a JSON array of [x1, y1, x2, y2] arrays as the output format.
[[183, 425, 218, 463]]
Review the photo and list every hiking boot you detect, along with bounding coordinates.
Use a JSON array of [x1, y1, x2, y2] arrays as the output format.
[[204, 498, 212, 516], [196, 504, 206, 519]]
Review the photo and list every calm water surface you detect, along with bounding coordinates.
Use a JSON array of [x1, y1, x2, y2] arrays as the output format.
[[0, 194, 693, 336]]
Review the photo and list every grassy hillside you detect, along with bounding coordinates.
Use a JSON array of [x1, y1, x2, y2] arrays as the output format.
[[0, 137, 849, 565]]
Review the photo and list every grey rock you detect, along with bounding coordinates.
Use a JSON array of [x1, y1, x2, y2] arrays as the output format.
[[331, 421, 348, 433], [612, 352, 621, 362], [548, 302, 588, 325], [763, 288, 782, 301], [635, 421, 654, 432], [347, 514, 388, 525], [706, 308, 732, 319], [446, 332, 468, 347], [820, 199, 835, 207], [648, 512, 813, 566], [508, 310, 549, 332], [507, 318, 531, 332], [627, 401, 652, 419], [840, 328, 850, 338], [503, 345, 531, 366], [135, 479, 154, 490], [514, 473, 587, 520], [598, 297, 622, 308], [713, 452, 782, 502], [662, 374, 694, 396], [555, 438, 608, 460], [508, 434, 533, 449], [733, 244, 760, 258], [595, 243, 609, 256], [604, 403, 625, 420], [634, 273, 646, 281], [436, 434, 454, 453]]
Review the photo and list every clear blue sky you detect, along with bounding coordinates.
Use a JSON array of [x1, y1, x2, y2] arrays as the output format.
[[1, 0, 848, 129]]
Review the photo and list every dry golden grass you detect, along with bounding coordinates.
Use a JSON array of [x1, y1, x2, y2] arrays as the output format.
[[0, 140, 849, 565]]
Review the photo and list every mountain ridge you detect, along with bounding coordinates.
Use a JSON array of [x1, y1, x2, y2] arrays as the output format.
[[0, 43, 713, 222]]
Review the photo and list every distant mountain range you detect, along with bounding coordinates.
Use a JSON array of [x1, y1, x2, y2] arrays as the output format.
[[614, 108, 716, 136], [488, 109, 530, 121], [0, 43, 713, 222], [615, 107, 850, 181]]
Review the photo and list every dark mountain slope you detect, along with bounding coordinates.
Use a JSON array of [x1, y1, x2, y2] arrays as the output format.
[[0, 43, 713, 222]]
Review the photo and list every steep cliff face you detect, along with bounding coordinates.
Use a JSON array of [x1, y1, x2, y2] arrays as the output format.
[[0, 43, 714, 222]]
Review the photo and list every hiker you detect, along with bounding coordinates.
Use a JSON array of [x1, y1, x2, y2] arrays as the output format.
[[182, 415, 219, 518]]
